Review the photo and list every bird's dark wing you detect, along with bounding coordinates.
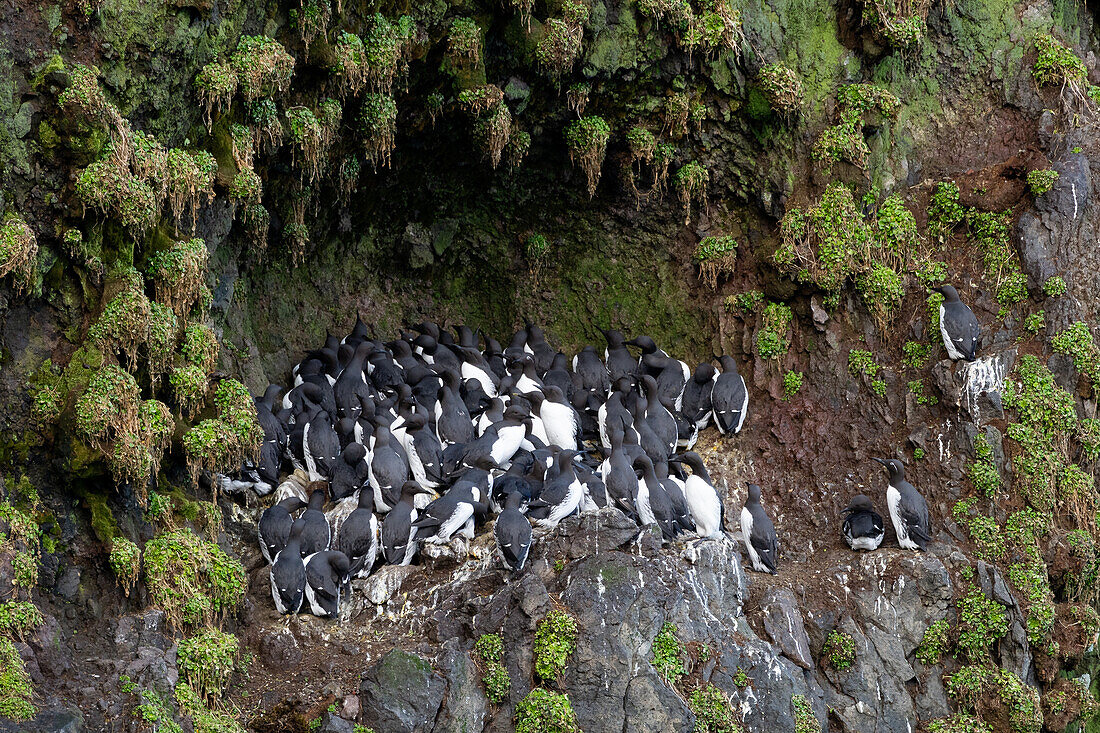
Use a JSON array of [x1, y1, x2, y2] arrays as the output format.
[[750, 516, 778, 572], [306, 559, 340, 600], [899, 490, 931, 544]]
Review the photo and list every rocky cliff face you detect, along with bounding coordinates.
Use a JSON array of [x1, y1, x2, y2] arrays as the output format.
[[2, 0, 1100, 730]]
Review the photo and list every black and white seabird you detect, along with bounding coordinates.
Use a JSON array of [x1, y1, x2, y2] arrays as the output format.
[[670, 452, 724, 538], [396, 413, 445, 489], [270, 518, 307, 614], [258, 496, 306, 564], [681, 364, 718, 430], [872, 458, 931, 551], [841, 494, 885, 551], [336, 489, 379, 578], [573, 345, 610, 398], [381, 482, 431, 565], [527, 449, 583, 529], [712, 356, 748, 435], [740, 483, 778, 574], [369, 417, 409, 512], [414, 484, 485, 544], [331, 443, 370, 501], [934, 284, 981, 361], [299, 486, 331, 557], [602, 329, 638, 383], [494, 491, 533, 573], [304, 550, 351, 618]]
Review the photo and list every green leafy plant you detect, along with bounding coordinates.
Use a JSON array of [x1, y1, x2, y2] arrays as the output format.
[[447, 17, 482, 66], [792, 694, 819, 733], [750, 303, 789, 361], [694, 236, 737, 288], [783, 371, 803, 400], [534, 610, 578, 681], [475, 633, 510, 704], [515, 688, 579, 733], [1043, 276, 1067, 297], [822, 629, 855, 670], [1052, 322, 1100, 385], [758, 63, 803, 115], [689, 683, 742, 733], [143, 528, 246, 629], [0, 214, 38, 295], [954, 585, 1009, 662], [727, 290, 763, 314], [945, 665, 1041, 733], [109, 537, 142, 596], [1024, 311, 1045, 334], [359, 94, 398, 170], [231, 36, 294, 101], [0, 637, 35, 721], [675, 161, 709, 224], [1028, 169, 1059, 196], [176, 628, 240, 701], [565, 116, 611, 197], [916, 619, 950, 665], [651, 622, 686, 685]]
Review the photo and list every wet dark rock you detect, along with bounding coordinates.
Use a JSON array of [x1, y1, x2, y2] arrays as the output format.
[[761, 588, 814, 669], [318, 713, 354, 733], [53, 564, 80, 601], [258, 629, 303, 669], [358, 649, 446, 732], [113, 609, 169, 655], [434, 642, 488, 733], [0, 706, 83, 733], [622, 672, 694, 733]]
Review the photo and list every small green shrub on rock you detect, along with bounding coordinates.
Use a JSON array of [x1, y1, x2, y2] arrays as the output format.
[[565, 116, 610, 197], [0, 214, 37, 295], [954, 585, 1008, 662], [231, 36, 294, 101], [651, 622, 686, 685], [143, 528, 245, 629], [689, 684, 742, 733], [515, 688, 579, 733], [822, 629, 855, 670], [474, 634, 510, 704], [109, 537, 141, 596], [758, 63, 802, 115], [946, 665, 1041, 733], [0, 637, 34, 721], [1028, 169, 1059, 196], [916, 619, 950, 665], [176, 628, 240, 700], [534, 609, 577, 681], [1043, 276, 1066, 297], [792, 695, 819, 733], [756, 301, 792, 360]]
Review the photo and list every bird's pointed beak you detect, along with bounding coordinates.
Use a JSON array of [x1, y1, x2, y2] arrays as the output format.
[[871, 457, 888, 467]]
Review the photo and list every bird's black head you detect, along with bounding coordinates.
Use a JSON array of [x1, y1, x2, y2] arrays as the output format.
[[626, 335, 657, 353], [872, 457, 905, 481], [694, 363, 716, 382], [746, 483, 762, 503], [933, 284, 960, 302], [842, 494, 875, 514]]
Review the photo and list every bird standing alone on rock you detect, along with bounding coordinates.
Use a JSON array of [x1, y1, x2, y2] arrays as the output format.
[[934, 284, 981, 361], [873, 458, 931, 552], [740, 483, 778, 574]]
